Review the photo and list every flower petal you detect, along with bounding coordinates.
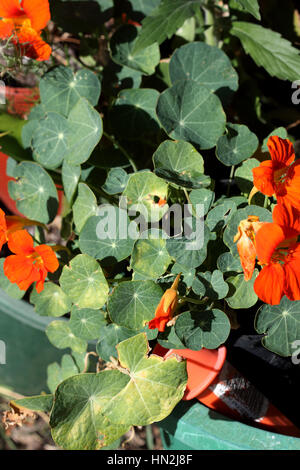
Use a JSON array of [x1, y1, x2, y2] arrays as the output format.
[[35, 245, 59, 273], [255, 223, 286, 265], [15, 25, 51, 61], [236, 232, 257, 281], [267, 136, 295, 166], [252, 160, 277, 196], [7, 229, 34, 255], [21, 0, 50, 32], [0, 0, 22, 18], [0, 19, 14, 38], [4, 254, 35, 285], [284, 245, 300, 301], [254, 263, 285, 305]]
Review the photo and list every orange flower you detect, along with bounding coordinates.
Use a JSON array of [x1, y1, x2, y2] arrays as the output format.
[[254, 204, 300, 305], [4, 230, 59, 293], [148, 274, 181, 332], [0, 208, 45, 252], [250, 136, 300, 210], [234, 215, 266, 281], [0, 0, 51, 61]]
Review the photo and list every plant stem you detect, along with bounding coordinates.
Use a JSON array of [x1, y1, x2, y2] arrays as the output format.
[[178, 296, 208, 305], [226, 165, 235, 197], [103, 131, 138, 173]]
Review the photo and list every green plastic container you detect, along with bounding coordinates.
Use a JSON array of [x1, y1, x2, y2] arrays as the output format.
[[0, 289, 66, 395], [159, 401, 300, 450]]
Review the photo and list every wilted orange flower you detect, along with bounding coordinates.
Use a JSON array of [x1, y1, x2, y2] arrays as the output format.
[[234, 215, 266, 281], [4, 229, 59, 293], [254, 203, 300, 305], [0, 0, 51, 61], [0, 207, 44, 252], [148, 273, 181, 332], [250, 136, 300, 210]]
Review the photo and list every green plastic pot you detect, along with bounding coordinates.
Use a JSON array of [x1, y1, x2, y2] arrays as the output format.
[[0, 289, 66, 396], [159, 401, 300, 450]]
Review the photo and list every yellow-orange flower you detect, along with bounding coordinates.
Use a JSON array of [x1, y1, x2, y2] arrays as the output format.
[[0, 0, 51, 61], [148, 273, 181, 332]]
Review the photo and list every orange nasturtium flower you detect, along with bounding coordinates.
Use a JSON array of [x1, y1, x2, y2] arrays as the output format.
[[234, 215, 266, 281], [4, 229, 59, 293], [0, 207, 45, 252], [0, 0, 51, 61], [250, 136, 300, 210], [148, 273, 181, 332], [253, 203, 300, 305]]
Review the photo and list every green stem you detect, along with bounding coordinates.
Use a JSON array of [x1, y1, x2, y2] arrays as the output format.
[[103, 131, 138, 173], [264, 195, 269, 208], [226, 165, 235, 197], [179, 296, 209, 305]]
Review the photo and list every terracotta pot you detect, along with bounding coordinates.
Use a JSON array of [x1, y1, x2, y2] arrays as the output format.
[[152, 343, 227, 400]]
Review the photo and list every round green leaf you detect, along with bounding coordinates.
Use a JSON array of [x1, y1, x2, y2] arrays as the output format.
[[50, 371, 130, 450], [46, 320, 87, 353], [8, 161, 58, 223], [110, 88, 160, 139], [156, 79, 226, 150], [217, 252, 242, 274], [62, 161, 81, 204], [65, 98, 103, 165], [60, 254, 109, 309], [102, 168, 129, 195], [192, 270, 229, 300], [166, 223, 211, 270], [73, 183, 98, 233], [30, 282, 72, 317], [189, 188, 215, 215], [130, 230, 172, 280], [122, 171, 168, 222], [110, 25, 160, 75], [108, 280, 163, 330], [169, 42, 238, 100], [47, 354, 81, 393], [175, 309, 231, 350], [153, 140, 207, 189], [216, 123, 259, 166], [79, 209, 135, 264], [40, 66, 101, 117], [96, 323, 138, 362], [69, 306, 107, 340], [101, 333, 188, 426], [32, 112, 71, 169], [255, 297, 300, 356], [206, 200, 237, 232], [226, 270, 258, 309]]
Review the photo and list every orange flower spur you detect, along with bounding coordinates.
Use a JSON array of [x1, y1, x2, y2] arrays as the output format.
[[0, 0, 51, 61], [253, 204, 300, 305], [4, 229, 59, 293], [234, 215, 266, 281], [148, 273, 181, 332], [250, 136, 300, 210]]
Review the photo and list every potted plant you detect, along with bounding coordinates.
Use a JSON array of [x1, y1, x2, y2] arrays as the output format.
[[1, 0, 300, 451]]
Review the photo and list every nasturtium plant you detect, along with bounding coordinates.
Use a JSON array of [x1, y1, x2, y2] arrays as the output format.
[[1, 0, 300, 451]]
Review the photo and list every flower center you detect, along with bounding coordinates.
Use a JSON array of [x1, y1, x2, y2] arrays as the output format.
[[27, 251, 43, 267], [274, 167, 288, 184]]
